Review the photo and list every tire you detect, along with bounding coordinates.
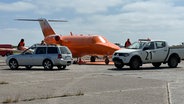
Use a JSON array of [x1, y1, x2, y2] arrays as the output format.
[[168, 56, 178, 68], [114, 61, 124, 69], [43, 60, 53, 70], [25, 65, 32, 69], [152, 62, 161, 68], [90, 56, 96, 62], [57, 65, 66, 70], [9, 59, 19, 70], [130, 57, 140, 69]]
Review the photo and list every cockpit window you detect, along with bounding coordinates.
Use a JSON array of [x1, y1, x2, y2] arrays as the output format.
[[93, 36, 107, 43], [99, 36, 106, 43]]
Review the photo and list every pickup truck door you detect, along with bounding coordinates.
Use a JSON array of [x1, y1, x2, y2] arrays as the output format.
[[142, 42, 155, 63], [142, 41, 168, 63], [151, 41, 168, 62]]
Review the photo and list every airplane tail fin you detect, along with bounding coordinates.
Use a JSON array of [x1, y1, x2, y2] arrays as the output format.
[[16, 18, 67, 37]]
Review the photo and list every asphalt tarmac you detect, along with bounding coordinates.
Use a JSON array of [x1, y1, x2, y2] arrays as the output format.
[[0, 56, 184, 104]]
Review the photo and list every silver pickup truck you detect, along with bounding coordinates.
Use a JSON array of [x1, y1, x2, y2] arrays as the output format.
[[112, 40, 184, 69]]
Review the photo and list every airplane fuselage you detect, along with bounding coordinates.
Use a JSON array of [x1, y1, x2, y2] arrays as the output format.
[[44, 35, 120, 57]]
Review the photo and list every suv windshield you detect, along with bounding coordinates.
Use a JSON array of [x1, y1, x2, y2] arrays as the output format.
[[22, 46, 36, 54], [60, 47, 71, 54], [128, 41, 147, 49]]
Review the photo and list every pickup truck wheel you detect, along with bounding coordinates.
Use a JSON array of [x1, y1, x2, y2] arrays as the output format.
[[168, 56, 178, 68], [57, 65, 66, 70], [43, 60, 53, 70], [130, 58, 140, 69], [152, 63, 161, 68], [114, 62, 124, 69], [9, 59, 19, 70]]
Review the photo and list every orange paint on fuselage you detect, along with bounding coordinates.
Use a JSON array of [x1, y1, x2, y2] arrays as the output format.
[[44, 35, 120, 57]]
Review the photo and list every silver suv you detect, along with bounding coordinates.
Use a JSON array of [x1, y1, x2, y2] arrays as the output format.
[[6, 44, 73, 70]]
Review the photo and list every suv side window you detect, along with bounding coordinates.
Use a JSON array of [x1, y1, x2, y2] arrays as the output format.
[[36, 47, 46, 54], [60, 47, 71, 54], [47, 47, 58, 54]]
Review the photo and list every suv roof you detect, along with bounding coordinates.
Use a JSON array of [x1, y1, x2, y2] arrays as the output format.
[[31, 44, 63, 48]]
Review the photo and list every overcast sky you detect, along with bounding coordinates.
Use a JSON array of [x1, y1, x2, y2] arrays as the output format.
[[0, 0, 184, 46]]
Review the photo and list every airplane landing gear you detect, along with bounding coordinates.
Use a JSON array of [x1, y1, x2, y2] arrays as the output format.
[[104, 56, 109, 65], [77, 57, 85, 65], [90, 56, 96, 62]]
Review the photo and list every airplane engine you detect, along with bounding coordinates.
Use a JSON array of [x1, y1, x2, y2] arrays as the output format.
[[55, 35, 60, 41], [44, 35, 63, 45], [54, 35, 64, 45]]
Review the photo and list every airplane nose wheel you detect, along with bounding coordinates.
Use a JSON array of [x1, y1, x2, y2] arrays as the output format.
[[105, 56, 109, 65], [90, 56, 96, 62]]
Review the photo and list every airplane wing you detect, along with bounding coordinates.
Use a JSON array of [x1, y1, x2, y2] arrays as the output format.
[[0, 48, 17, 51], [0, 47, 27, 53]]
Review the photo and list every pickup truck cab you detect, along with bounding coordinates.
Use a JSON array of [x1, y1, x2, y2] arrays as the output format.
[[112, 39, 184, 69]]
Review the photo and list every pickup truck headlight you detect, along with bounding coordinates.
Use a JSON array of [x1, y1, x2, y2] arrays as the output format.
[[114, 53, 129, 57]]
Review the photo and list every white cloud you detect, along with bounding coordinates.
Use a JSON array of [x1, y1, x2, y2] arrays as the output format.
[[1, 0, 184, 45], [0, 1, 36, 12], [70, 0, 123, 14], [19, 0, 124, 14], [54, 0, 184, 44]]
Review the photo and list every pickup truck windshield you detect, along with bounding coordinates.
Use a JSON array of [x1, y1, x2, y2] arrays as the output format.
[[128, 41, 147, 49]]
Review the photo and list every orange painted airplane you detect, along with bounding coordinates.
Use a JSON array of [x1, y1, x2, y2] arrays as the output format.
[[16, 18, 120, 64]]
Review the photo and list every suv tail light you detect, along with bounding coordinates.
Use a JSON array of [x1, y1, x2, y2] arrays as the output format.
[[58, 54, 62, 58]]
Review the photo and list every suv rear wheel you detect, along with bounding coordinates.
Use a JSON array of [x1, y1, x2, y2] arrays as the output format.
[[43, 59, 53, 70]]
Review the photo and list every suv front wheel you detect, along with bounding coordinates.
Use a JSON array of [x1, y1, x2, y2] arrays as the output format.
[[9, 59, 19, 70], [43, 59, 53, 70]]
